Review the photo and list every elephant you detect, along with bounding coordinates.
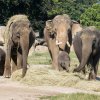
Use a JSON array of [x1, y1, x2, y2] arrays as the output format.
[[58, 51, 70, 71], [44, 14, 79, 70], [0, 26, 6, 46], [3, 15, 35, 78], [0, 48, 5, 75], [73, 26, 100, 80]]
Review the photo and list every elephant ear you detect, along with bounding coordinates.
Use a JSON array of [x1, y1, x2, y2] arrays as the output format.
[[71, 20, 82, 34], [45, 20, 56, 37], [46, 20, 53, 30]]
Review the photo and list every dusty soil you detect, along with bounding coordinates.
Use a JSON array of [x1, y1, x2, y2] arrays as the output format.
[[0, 76, 100, 100]]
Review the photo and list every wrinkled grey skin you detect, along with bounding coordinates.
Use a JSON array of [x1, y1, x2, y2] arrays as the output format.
[[0, 48, 5, 75], [58, 51, 70, 71], [4, 20, 35, 78], [73, 27, 100, 80]]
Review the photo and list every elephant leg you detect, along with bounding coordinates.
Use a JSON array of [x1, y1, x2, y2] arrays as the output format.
[[89, 55, 100, 80], [3, 40, 12, 78], [88, 55, 99, 80], [52, 60, 59, 70], [52, 51, 59, 70], [11, 53, 17, 73], [50, 46, 59, 70], [88, 68, 95, 80]]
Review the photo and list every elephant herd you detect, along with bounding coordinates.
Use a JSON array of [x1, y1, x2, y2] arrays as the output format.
[[0, 14, 100, 80]]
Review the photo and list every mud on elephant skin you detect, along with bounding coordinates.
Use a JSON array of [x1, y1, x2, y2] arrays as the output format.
[[58, 51, 70, 72], [4, 15, 35, 78], [73, 26, 100, 80]]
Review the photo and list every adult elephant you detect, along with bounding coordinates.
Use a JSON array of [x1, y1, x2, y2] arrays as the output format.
[[0, 26, 6, 46], [73, 26, 100, 80], [44, 14, 79, 70], [3, 15, 35, 78]]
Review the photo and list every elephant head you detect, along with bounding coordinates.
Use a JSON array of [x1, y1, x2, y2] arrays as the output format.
[[45, 14, 72, 52]]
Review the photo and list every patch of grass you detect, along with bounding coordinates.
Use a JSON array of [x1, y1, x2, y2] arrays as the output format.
[[41, 93, 100, 100], [28, 51, 51, 65], [28, 51, 79, 66]]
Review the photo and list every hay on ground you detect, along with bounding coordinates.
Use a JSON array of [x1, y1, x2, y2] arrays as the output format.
[[11, 66, 100, 92]]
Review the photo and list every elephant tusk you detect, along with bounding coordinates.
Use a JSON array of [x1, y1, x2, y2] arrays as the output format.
[[67, 41, 71, 47], [56, 40, 62, 45]]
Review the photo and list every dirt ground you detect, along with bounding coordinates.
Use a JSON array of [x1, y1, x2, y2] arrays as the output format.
[[0, 76, 100, 100]]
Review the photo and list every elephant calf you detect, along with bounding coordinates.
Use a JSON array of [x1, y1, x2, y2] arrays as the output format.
[[58, 51, 70, 72], [0, 48, 5, 75]]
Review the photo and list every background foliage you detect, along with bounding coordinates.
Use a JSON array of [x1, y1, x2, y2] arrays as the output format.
[[0, 0, 99, 36], [80, 4, 100, 29]]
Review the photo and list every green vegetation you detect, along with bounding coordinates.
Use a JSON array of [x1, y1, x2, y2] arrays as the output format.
[[0, 0, 98, 37], [41, 93, 100, 100], [80, 4, 100, 29], [28, 51, 78, 65], [28, 52, 51, 65]]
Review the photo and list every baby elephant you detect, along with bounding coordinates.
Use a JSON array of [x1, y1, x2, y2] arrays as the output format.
[[58, 51, 70, 72], [0, 48, 5, 75]]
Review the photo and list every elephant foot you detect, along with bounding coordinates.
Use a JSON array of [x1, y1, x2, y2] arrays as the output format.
[[3, 67, 11, 78], [88, 72, 96, 80]]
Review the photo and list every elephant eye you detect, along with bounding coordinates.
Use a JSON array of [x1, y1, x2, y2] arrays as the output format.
[[49, 31, 55, 38]]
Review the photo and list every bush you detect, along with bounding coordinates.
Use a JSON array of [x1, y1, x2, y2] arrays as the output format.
[[80, 4, 100, 29]]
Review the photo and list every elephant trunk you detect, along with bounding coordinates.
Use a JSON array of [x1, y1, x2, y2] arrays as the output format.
[[76, 42, 92, 72], [20, 34, 29, 77]]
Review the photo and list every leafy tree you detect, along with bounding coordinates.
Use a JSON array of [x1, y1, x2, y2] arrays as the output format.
[[80, 4, 100, 29], [47, 0, 98, 20], [0, 0, 98, 37]]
